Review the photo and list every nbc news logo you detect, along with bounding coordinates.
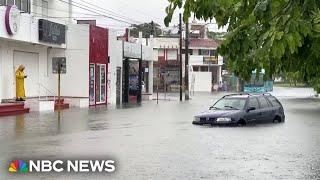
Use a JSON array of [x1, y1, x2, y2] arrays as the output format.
[[9, 159, 116, 173]]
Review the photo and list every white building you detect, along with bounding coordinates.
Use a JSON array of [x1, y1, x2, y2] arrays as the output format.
[[187, 38, 223, 92], [152, 36, 223, 92], [0, 1, 91, 109], [108, 29, 123, 105]]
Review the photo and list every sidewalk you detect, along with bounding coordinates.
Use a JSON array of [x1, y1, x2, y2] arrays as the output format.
[[271, 86, 317, 98]]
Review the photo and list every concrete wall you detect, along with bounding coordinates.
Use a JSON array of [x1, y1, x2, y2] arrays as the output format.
[[108, 29, 123, 105], [0, 40, 52, 99], [191, 72, 212, 92], [153, 38, 179, 49], [0, 24, 90, 101], [190, 55, 203, 65], [0, 6, 67, 48], [32, 0, 71, 23], [61, 24, 89, 97]]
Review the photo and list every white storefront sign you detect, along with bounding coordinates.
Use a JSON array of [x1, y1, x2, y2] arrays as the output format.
[[5, 5, 21, 35], [123, 42, 154, 61], [142, 46, 153, 61], [123, 42, 141, 59]]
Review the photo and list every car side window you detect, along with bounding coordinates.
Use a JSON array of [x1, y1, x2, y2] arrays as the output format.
[[258, 97, 270, 109], [267, 96, 282, 107], [247, 97, 260, 110]]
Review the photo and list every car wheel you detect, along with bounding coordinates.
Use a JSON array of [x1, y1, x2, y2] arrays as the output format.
[[273, 116, 282, 123], [237, 119, 246, 126]]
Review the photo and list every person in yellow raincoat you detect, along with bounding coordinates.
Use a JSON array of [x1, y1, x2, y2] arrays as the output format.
[[15, 65, 27, 101]]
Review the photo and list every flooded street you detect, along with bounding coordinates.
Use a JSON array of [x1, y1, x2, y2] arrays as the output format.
[[0, 88, 320, 179]]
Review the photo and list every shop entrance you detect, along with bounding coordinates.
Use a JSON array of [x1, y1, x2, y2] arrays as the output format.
[[13, 51, 39, 97], [89, 63, 107, 106]]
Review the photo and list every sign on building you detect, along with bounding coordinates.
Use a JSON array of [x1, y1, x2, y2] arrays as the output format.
[[142, 46, 153, 61], [77, 20, 96, 26], [39, 19, 66, 44], [52, 57, 66, 74], [5, 5, 21, 35], [204, 56, 218, 64], [123, 42, 141, 59]]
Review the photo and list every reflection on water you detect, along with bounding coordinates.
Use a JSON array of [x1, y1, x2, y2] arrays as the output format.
[[15, 115, 25, 138]]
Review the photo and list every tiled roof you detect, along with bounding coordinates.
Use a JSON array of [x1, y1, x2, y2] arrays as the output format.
[[183, 38, 219, 49]]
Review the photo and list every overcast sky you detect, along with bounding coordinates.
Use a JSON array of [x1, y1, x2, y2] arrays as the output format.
[[72, 0, 226, 33]]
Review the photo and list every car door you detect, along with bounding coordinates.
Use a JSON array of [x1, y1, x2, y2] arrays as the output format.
[[266, 96, 284, 119], [257, 96, 273, 123], [245, 97, 262, 123]]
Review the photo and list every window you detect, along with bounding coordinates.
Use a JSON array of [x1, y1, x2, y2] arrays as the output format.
[[0, 0, 30, 13], [15, 0, 21, 9], [167, 49, 177, 61], [210, 50, 217, 56], [21, 0, 29, 12], [258, 97, 270, 109], [267, 96, 282, 107], [247, 97, 260, 109], [7, 0, 14, 5], [0, 0, 5, 5], [200, 66, 208, 72], [199, 49, 210, 56], [193, 66, 199, 72], [213, 98, 247, 110], [42, 0, 48, 17], [181, 49, 193, 55], [158, 49, 164, 57]]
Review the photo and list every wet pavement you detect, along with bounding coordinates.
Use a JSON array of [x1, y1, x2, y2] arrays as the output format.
[[0, 87, 320, 179]]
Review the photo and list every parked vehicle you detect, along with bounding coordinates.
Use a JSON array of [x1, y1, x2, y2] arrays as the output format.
[[193, 93, 285, 126]]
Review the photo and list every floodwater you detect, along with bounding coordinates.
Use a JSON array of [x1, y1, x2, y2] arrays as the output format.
[[0, 87, 320, 179]]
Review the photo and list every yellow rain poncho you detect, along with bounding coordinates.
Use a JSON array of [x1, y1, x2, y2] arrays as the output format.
[[15, 65, 26, 100]]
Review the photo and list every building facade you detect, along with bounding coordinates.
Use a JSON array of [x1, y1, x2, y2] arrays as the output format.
[[153, 22, 223, 92], [153, 37, 180, 92], [0, 1, 72, 103], [0, 1, 156, 111]]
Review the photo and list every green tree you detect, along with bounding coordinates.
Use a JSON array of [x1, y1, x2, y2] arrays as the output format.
[[130, 22, 162, 38], [285, 71, 302, 86], [165, 0, 320, 93]]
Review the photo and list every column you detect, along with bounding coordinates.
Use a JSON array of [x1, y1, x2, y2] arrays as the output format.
[[217, 65, 222, 83], [148, 61, 154, 94], [123, 58, 129, 103]]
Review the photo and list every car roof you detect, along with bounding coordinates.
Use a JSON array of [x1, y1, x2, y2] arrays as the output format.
[[222, 93, 273, 99]]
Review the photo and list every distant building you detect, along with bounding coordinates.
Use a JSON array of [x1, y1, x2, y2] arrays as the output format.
[[152, 22, 223, 92]]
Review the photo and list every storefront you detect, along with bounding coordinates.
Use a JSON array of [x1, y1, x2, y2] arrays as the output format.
[[0, 6, 67, 102], [89, 26, 108, 106], [122, 41, 154, 103]]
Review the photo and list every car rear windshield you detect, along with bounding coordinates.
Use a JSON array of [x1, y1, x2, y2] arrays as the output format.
[[213, 98, 247, 110], [266, 96, 282, 107]]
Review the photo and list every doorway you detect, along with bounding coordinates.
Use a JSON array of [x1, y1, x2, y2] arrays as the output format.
[[96, 64, 106, 104], [89, 63, 107, 106], [13, 51, 39, 97]]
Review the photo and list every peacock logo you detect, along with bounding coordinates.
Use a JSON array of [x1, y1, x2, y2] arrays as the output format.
[[8, 160, 28, 173]]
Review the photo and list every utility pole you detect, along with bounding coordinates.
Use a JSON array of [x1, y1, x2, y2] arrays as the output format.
[[151, 21, 159, 104], [185, 20, 190, 100], [123, 28, 130, 103], [57, 63, 61, 112], [179, 13, 183, 101], [137, 32, 143, 104]]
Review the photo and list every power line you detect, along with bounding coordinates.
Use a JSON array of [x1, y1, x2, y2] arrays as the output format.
[[56, 0, 140, 25], [96, 0, 162, 23], [31, 2, 102, 17], [76, 0, 142, 24]]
